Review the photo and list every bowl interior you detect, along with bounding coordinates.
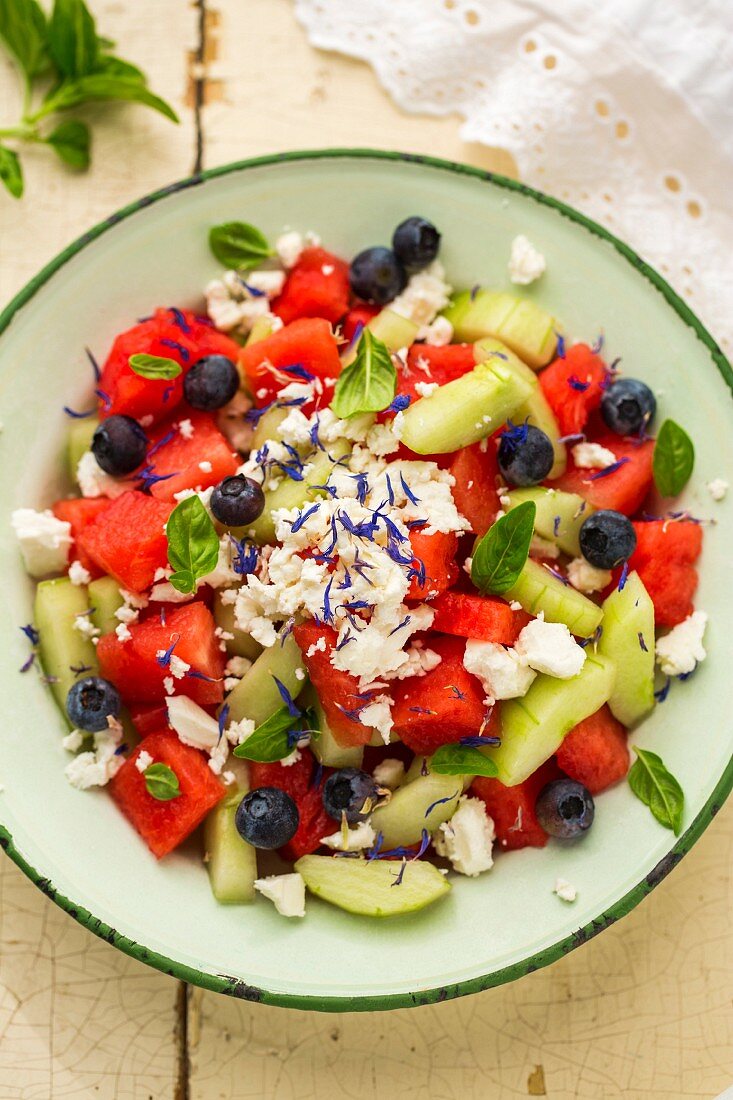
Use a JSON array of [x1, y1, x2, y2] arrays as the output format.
[[0, 152, 731, 1010]]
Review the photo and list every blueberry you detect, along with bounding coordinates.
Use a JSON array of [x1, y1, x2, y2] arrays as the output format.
[[497, 422, 554, 486], [536, 779, 595, 839], [66, 676, 122, 732], [322, 767, 378, 824], [601, 377, 656, 435], [183, 355, 239, 411], [92, 415, 148, 476], [392, 216, 441, 271], [579, 509, 637, 569], [210, 475, 265, 527], [234, 787, 299, 850], [349, 246, 407, 305]]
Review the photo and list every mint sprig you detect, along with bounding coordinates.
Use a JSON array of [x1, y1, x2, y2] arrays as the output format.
[[471, 500, 536, 595], [331, 328, 397, 419], [166, 495, 220, 595], [144, 762, 180, 801], [430, 744, 498, 778], [628, 747, 684, 835], [0, 0, 178, 199], [652, 418, 694, 498], [129, 353, 182, 380], [209, 221, 273, 270]]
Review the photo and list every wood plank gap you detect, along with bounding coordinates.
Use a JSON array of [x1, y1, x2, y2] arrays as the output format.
[[174, 980, 191, 1100], [192, 0, 207, 174]]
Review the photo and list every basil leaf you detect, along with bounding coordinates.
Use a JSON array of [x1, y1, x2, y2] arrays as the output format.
[[45, 119, 90, 169], [430, 744, 498, 778], [44, 73, 178, 122], [209, 221, 273, 270], [129, 353, 182, 380], [232, 707, 298, 762], [144, 762, 180, 801], [0, 0, 50, 78], [628, 747, 684, 835], [48, 0, 98, 78], [331, 329, 397, 419], [166, 496, 220, 594], [95, 54, 146, 82], [653, 418, 694, 497], [0, 145, 23, 199], [471, 500, 536, 594]]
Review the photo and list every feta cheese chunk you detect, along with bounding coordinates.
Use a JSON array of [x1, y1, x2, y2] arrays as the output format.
[[76, 451, 128, 499], [463, 640, 536, 700], [707, 478, 729, 502], [554, 877, 577, 902], [566, 557, 612, 594], [508, 235, 546, 285], [358, 696, 393, 745], [433, 796, 495, 877], [11, 508, 72, 577], [571, 442, 618, 469], [389, 260, 452, 335], [514, 616, 587, 678], [655, 611, 707, 677], [422, 315, 453, 346], [135, 749, 154, 773], [68, 559, 92, 586], [166, 695, 220, 751], [321, 820, 376, 852], [372, 758, 405, 789], [64, 726, 123, 789], [254, 873, 306, 918]]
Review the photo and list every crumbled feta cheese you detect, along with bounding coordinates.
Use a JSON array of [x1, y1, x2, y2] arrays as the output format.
[[655, 611, 707, 676], [119, 588, 149, 610], [390, 261, 452, 336], [294, 667, 306, 681], [76, 451, 128, 499], [254, 873, 306, 918], [64, 725, 123, 789], [163, 676, 175, 696], [433, 797, 495, 876], [463, 640, 536, 700], [62, 729, 84, 752], [199, 535, 242, 590], [321, 263, 335, 276], [73, 614, 100, 640], [245, 269, 286, 297], [178, 418, 194, 440], [358, 696, 393, 745], [115, 623, 132, 642], [275, 230, 305, 268], [707, 478, 729, 502], [226, 718, 256, 745], [198, 460, 213, 473], [168, 654, 190, 680], [514, 616, 586, 678], [280, 748, 302, 768], [529, 534, 560, 560], [422, 315, 454, 346], [114, 605, 139, 625], [572, 442, 618, 469], [222, 770, 236, 785], [68, 559, 91, 586], [166, 695, 219, 750], [11, 508, 73, 577], [554, 877, 577, 902], [149, 582, 194, 604], [509, 600, 523, 611], [321, 820, 376, 852], [566, 557, 612, 593], [135, 749, 154, 774], [307, 637, 326, 657], [414, 380, 440, 398], [372, 758, 405, 789], [225, 656, 251, 679], [508, 234, 546, 285]]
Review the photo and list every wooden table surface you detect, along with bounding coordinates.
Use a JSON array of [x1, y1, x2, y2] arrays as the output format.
[[0, 2, 731, 1096]]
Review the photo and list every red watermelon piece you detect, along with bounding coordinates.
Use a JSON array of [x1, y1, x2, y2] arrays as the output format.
[[52, 496, 113, 576], [398, 343, 475, 403], [471, 759, 562, 850], [448, 441, 501, 537], [238, 317, 342, 407], [77, 490, 172, 593], [538, 342, 609, 435], [621, 519, 703, 627], [293, 621, 374, 749], [342, 302, 380, 343], [249, 748, 334, 860], [430, 591, 516, 643], [144, 412, 239, 501], [406, 528, 459, 601], [552, 433, 654, 515], [556, 705, 629, 794], [272, 247, 350, 326]]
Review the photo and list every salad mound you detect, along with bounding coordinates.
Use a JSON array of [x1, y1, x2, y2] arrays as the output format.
[[11, 214, 714, 920]]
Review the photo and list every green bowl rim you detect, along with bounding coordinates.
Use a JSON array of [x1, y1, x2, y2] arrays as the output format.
[[0, 147, 731, 1013]]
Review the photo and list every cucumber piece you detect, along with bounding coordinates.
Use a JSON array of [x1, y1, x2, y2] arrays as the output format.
[[367, 309, 419, 351], [213, 591, 263, 661], [444, 290, 557, 369], [474, 337, 566, 478], [370, 771, 463, 848], [248, 439, 350, 544], [204, 784, 257, 904], [598, 570, 655, 727], [67, 417, 98, 482], [34, 578, 99, 716], [295, 854, 451, 917], [505, 488, 593, 557], [244, 315, 277, 347], [486, 652, 616, 785], [251, 405, 289, 452], [505, 558, 603, 637], [304, 686, 364, 769], [88, 576, 124, 635], [224, 631, 305, 726], [398, 359, 533, 455]]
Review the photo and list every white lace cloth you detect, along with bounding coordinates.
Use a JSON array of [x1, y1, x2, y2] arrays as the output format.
[[295, 0, 733, 352]]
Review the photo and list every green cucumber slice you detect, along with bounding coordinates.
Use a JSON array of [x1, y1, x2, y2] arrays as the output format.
[[485, 652, 616, 785], [304, 685, 364, 769], [67, 417, 99, 482], [367, 308, 419, 351], [224, 631, 305, 726], [505, 558, 603, 637], [504, 488, 593, 557], [370, 771, 463, 847], [444, 290, 557, 369], [88, 576, 124, 635], [398, 359, 533, 454], [247, 439, 350, 544], [251, 405, 290, 452], [213, 591, 263, 661], [598, 570, 656, 727], [34, 577, 99, 717], [295, 854, 451, 917], [204, 780, 257, 904]]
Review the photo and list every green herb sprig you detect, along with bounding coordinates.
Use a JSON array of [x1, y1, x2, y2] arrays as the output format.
[[129, 353, 182, 380], [166, 495, 220, 595], [0, 0, 178, 199], [430, 743, 499, 778], [471, 500, 536, 594], [143, 762, 180, 801], [628, 747, 684, 835], [331, 328, 397, 419], [652, 418, 694, 498]]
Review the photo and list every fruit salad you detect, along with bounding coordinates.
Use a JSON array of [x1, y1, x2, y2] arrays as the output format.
[[11, 215, 716, 921]]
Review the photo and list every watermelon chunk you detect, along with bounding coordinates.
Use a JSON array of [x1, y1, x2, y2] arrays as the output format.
[[621, 519, 703, 626], [398, 343, 475, 403], [272, 247, 350, 326], [77, 490, 172, 592], [110, 730, 226, 858], [52, 497, 113, 576], [471, 759, 561, 850], [239, 317, 342, 407], [249, 748, 333, 860], [129, 702, 171, 736], [430, 591, 516, 643], [342, 302, 380, 343], [552, 433, 654, 515], [144, 412, 238, 501], [406, 528, 459, 601], [556, 704, 629, 793], [539, 343, 608, 435], [97, 601, 225, 705], [448, 441, 500, 537], [293, 621, 374, 748], [391, 635, 494, 754]]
